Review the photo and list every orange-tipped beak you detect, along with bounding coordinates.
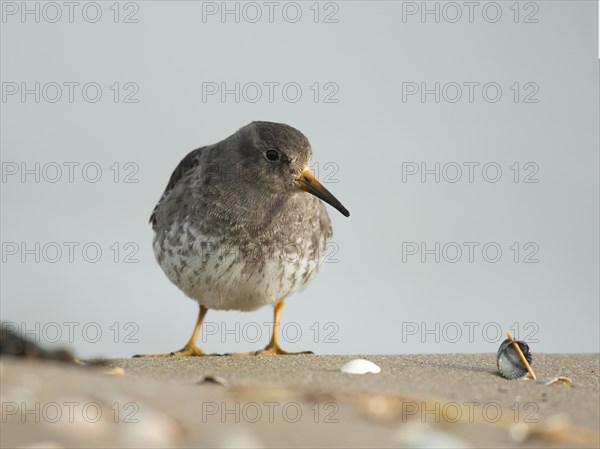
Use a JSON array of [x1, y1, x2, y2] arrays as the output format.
[[297, 169, 350, 217]]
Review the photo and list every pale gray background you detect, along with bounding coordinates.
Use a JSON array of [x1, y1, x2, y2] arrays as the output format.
[[1, 1, 598, 358]]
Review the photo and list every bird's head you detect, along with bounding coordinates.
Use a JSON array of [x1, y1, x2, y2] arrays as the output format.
[[232, 121, 349, 217]]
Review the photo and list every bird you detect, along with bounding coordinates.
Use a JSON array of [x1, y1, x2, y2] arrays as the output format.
[[136, 121, 349, 357]]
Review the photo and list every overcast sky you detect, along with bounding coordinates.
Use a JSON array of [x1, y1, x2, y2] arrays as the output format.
[[1, 1, 598, 358]]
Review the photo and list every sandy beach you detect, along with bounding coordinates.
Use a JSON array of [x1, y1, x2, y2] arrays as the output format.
[[1, 353, 598, 448]]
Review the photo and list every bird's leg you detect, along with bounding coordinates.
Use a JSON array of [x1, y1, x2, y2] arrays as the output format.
[[133, 305, 215, 357], [228, 300, 313, 356], [256, 299, 313, 355]]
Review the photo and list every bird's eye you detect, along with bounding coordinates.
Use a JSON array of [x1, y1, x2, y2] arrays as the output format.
[[265, 149, 280, 161]]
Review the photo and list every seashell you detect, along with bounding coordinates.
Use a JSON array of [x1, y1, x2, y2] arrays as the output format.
[[105, 367, 125, 376], [497, 338, 532, 380], [340, 359, 381, 374], [394, 423, 472, 448], [509, 422, 529, 443], [196, 375, 229, 387], [536, 376, 573, 386]]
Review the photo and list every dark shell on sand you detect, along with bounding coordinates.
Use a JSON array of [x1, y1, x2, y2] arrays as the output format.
[[497, 339, 532, 380]]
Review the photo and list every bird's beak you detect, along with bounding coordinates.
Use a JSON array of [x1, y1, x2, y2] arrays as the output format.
[[297, 169, 350, 217]]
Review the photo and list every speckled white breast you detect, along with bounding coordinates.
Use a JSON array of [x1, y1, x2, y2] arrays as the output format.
[[153, 222, 326, 311]]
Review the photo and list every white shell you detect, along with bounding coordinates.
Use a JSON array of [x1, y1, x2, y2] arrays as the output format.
[[340, 359, 381, 374], [537, 376, 573, 386]]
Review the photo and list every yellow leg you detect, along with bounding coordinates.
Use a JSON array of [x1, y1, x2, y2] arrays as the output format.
[[134, 305, 216, 357], [228, 299, 313, 356]]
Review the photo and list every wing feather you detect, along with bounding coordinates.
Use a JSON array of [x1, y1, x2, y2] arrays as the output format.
[[150, 147, 206, 229]]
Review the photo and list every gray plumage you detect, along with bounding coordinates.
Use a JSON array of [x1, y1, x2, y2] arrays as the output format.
[[150, 121, 345, 312]]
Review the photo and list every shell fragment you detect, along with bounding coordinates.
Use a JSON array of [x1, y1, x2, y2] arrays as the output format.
[[340, 359, 381, 374]]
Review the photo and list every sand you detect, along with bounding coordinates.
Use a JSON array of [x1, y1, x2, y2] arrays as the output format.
[[1, 354, 598, 448]]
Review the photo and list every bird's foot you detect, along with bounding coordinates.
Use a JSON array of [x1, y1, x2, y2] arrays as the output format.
[[225, 343, 313, 356], [133, 344, 217, 358], [255, 344, 314, 356]]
